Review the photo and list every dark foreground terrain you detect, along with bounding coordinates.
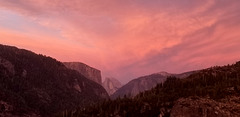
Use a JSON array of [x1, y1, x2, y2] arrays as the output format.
[[0, 44, 108, 116]]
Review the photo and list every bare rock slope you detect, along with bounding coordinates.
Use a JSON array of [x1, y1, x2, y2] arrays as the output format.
[[64, 62, 102, 85], [103, 77, 122, 95]]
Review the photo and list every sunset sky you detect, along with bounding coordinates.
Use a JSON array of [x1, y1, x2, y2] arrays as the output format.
[[1, 0, 240, 83]]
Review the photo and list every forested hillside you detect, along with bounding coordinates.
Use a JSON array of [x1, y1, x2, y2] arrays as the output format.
[[0, 44, 108, 116], [62, 61, 240, 117]]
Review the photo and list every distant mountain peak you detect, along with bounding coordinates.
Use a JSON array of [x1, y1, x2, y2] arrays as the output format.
[[111, 71, 194, 99], [103, 77, 122, 95]]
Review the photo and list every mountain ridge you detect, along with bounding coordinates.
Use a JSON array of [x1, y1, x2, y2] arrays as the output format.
[[72, 60, 240, 117], [0, 44, 108, 116], [111, 71, 196, 99]]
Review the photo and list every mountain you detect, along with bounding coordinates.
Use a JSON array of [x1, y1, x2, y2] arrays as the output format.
[[63, 62, 102, 85], [0, 44, 108, 116], [103, 77, 122, 95], [72, 61, 240, 117], [111, 71, 195, 99]]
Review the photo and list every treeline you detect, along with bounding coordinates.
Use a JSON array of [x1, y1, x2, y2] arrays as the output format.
[[60, 61, 240, 117]]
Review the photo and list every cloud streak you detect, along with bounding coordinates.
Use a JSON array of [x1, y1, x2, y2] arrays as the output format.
[[0, 0, 240, 83]]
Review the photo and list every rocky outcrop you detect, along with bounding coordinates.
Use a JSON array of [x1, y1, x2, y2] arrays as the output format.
[[103, 77, 122, 95], [0, 101, 40, 117], [170, 96, 240, 117], [0, 57, 15, 75], [63, 62, 102, 85], [0, 101, 14, 117]]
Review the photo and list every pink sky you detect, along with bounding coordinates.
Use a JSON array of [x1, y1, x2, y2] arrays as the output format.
[[0, 0, 240, 83]]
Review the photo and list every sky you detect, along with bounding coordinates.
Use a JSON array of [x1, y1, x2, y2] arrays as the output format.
[[0, 0, 240, 84]]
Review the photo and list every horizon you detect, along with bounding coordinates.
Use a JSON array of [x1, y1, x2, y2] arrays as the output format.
[[1, 0, 240, 84], [1, 43, 239, 85]]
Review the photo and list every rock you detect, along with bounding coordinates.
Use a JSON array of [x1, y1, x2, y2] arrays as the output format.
[[170, 96, 240, 117], [64, 62, 102, 85], [103, 77, 122, 95], [0, 101, 40, 117], [0, 57, 15, 75], [0, 101, 13, 113]]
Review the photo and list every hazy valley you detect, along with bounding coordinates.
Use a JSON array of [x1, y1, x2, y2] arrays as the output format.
[[1, 44, 240, 117]]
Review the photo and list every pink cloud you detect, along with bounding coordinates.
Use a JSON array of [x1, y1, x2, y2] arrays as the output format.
[[0, 0, 240, 83]]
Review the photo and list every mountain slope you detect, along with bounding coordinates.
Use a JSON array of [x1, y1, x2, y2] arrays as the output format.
[[0, 44, 108, 116], [63, 62, 102, 85], [170, 96, 240, 117], [103, 77, 122, 95], [71, 61, 240, 117], [111, 71, 195, 99]]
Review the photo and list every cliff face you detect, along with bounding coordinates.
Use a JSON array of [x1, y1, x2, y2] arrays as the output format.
[[63, 62, 102, 85], [0, 44, 109, 116], [103, 77, 122, 95], [170, 96, 240, 117]]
